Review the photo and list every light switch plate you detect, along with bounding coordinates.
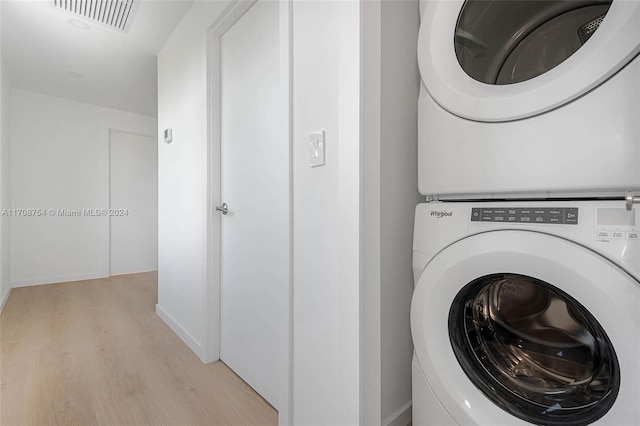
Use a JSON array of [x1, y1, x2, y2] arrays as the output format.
[[309, 131, 325, 167]]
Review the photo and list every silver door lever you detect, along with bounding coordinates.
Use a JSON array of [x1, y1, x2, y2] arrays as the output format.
[[216, 203, 228, 215], [626, 191, 639, 211]]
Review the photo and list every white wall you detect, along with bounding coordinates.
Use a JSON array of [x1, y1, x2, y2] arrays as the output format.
[[362, 2, 421, 425], [292, 1, 361, 424], [362, 1, 383, 423], [156, 0, 231, 360], [0, 0, 13, 310], [10, 90, 157, 287], [379, 2, 421, 424]]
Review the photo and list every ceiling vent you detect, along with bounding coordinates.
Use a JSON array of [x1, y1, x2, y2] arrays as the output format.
[[51, 0, 138, 32]]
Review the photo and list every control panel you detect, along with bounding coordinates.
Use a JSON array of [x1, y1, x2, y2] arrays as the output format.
[[471, 207, 578, 225], [595, 207, 638, 241]]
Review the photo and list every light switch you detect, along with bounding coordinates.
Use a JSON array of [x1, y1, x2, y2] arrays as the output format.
[[309, 131, 325, 167], [164, 128, 173, 144]]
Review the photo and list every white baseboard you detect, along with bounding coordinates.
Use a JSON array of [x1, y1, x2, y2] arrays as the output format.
[[12, 271, 107, 288], [0, 286, 11, 313], [384, 401, 412, 426], [156, 303, 204, 361], [109, 268, 158, 277]]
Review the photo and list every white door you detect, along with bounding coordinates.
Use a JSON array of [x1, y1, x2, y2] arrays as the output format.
[[109, 131, 158, 276], [219, 0, 288, 410]]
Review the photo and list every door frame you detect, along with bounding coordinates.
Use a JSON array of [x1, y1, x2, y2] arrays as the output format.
[[204, 1, 293, 424], [106, 128, 158, 277]]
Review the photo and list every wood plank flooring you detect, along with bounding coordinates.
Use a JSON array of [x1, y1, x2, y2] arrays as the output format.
[[0, 272, 277, 426]]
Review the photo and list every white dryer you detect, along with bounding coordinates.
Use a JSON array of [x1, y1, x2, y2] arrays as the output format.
[[418, 0, 640, 199], [411, 201, 640, 425]]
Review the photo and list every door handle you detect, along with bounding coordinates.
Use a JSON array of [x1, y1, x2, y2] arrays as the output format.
[[626, 191, 639, 211], [216, 203, 229, 215]]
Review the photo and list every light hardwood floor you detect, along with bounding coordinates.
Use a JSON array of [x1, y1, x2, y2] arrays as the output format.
[[0, 272, 277, 426]]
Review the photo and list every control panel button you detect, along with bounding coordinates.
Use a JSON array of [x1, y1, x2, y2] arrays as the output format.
[[628, 232, 639, 240], [564, 208, 579, 224], [596, 231, 611, 239], [611, 231, 625, 239]]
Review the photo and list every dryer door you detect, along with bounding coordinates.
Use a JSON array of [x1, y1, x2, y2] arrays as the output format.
[[418, 0, 640, 121], [411, 231, 640, 425]]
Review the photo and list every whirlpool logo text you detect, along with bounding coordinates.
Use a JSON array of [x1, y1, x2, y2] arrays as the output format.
[[430, 211, 453, 218]]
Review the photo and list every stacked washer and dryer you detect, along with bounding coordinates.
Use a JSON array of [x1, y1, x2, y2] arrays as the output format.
[[411, 1, 640, 425]]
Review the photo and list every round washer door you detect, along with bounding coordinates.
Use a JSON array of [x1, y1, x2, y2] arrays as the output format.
[[418, 0, 640, 121], [411, 231, 640, 425]]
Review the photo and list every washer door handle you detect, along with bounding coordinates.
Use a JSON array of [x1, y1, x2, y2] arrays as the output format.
[[216, 203, 228, 215], [626, 191, 639, 211]]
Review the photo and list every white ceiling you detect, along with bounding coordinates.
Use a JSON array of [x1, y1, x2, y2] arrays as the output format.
[[1, 0, 194, 117]]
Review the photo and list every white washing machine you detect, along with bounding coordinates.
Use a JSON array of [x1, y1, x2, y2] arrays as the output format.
[[417, 0, 640, 199], [411, 201, 640, 425]]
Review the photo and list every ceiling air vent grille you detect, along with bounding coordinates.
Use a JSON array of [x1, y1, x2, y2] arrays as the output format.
[[51, 0, 138, 32]]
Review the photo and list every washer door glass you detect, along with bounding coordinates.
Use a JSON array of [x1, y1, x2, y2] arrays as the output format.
[[455, 0, 613, 85], [449, 273, 620, 425]]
